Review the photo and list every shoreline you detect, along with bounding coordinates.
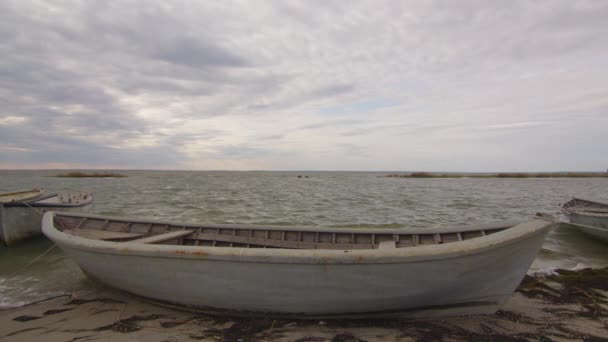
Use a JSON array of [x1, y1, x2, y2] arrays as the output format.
[[1, 268, 607, 341], [385, 172, 608, 179]]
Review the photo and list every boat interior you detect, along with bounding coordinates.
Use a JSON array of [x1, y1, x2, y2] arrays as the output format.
[[34, 192, 91, 205], [562, 198, 608, 214], [53, 213, 510, 250], [5, 192, 92, 207]]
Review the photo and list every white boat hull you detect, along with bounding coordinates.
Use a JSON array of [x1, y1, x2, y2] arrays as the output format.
[[567, 214, 608, 242], [44, 213, 553, 318], [561, 197, 608, 243], [1, 195, 93, 246]]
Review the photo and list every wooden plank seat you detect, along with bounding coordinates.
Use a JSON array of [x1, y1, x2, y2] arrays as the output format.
[[65, 229, 143, 241], [378, 240, 396, 249], [189, 232, 379, 249], [53, 214, 510, 249], [129, 229, 195, 244]]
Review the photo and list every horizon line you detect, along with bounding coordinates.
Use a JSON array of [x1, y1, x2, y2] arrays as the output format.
[[0, 169, 607, 173]]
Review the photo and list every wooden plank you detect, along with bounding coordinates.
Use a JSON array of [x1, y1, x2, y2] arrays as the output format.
[[378, 240, 396, 250], [130, 229, 195, 244], [100, 220, 110, 231], [190, 232, 376, 250], [123, 222, 132, 232], [65, 229, 143, 241], [75, 218, 88, 230]]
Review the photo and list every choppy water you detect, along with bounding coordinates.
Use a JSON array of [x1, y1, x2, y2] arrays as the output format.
[[1, 170, 607, 307]]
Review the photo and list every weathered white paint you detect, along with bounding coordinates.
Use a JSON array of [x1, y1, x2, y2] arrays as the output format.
[[0, 188, 42, 203], [1, 193, 94, 246], [43, 212, 555, 318], [561, 197, 608, 243]]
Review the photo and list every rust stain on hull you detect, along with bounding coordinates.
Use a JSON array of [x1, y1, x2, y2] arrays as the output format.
[[175, 249, 208, 257]]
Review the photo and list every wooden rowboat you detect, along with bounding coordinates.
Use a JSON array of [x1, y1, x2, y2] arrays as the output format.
[[1, 192, 94, 246], [0, 188, 43, 204], [561, 197, 608, 242], [42, 211, 555, 318]]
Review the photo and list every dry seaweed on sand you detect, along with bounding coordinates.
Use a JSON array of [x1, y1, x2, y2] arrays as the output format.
[[93, 314, 166, 333], [518, 267, 608, 319], [3, 272, 608, 342]]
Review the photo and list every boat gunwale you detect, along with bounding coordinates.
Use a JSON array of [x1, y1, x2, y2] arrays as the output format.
[[49, 211, 521, 235], [4, 193, 95, 208], [560, 197, 608, 217], [43, 211, 555, 265], [0, 188, 43, 204]]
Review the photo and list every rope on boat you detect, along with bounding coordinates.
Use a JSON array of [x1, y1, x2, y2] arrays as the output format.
[[21, 199, 47, 217]]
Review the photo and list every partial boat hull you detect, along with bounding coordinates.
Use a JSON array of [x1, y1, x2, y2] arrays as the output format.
[[1, 193, 94, 246], [561, 197, 608, 242], [0, 188, 43, 204], [43, 212, 554, 318]]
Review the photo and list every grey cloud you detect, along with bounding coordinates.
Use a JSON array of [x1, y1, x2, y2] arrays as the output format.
[[1, 1, 607, 170], [299, 119, 361, 131], [244, 82, 355, 113], [258, 134, 285, 140], [213, 144, 291, 160], [309, 84, 355, 98], [0, 1, 278, 167], [340, 122, 457, 137], [0, 140, 184, 168], [0, 121, 184, 167], [154, 36, 248, 68], [164, 131, 226, 147]]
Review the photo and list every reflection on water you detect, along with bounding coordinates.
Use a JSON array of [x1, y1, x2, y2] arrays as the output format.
[[1, 170, 607, 307]]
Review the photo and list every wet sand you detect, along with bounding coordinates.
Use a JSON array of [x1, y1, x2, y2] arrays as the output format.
[[1, 268, 607, 342]]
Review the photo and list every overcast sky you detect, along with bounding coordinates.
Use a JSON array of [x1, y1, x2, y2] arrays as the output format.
[[1, 1, 607, 171]]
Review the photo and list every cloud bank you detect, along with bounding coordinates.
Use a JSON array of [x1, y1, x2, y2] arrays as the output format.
[[1, 0, 607, 171]]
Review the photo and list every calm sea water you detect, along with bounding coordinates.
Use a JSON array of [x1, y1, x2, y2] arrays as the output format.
[[1, 170, 607, 307]]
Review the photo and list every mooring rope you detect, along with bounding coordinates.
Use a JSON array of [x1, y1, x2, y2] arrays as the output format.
[[4, 198, 61, 280], [5, 243, 57, 280], [1, 195, 82, 309], [21, 198, 47, 217]]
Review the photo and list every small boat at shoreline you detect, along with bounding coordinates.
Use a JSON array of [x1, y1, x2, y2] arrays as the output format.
[[43, 211, 555, 318], [1, 192, 94, 246], [0, 188, 43, 204], [561, 197, 608, 242]]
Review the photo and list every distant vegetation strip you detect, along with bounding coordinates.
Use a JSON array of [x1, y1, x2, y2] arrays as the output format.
[[386, 172, 608, 178], [54, 172, 127, 178]]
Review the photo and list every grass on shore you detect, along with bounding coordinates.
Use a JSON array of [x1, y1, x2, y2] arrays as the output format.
[[54, 172, 127, 178], [386, 172, 608, 178]]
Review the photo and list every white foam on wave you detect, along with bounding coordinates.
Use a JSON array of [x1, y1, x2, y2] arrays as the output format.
[[529, 262, 591, 277], [0, 276, 66, 309]]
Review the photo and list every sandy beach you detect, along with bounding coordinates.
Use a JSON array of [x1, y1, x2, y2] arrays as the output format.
[[1, 267, 607, 342]]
